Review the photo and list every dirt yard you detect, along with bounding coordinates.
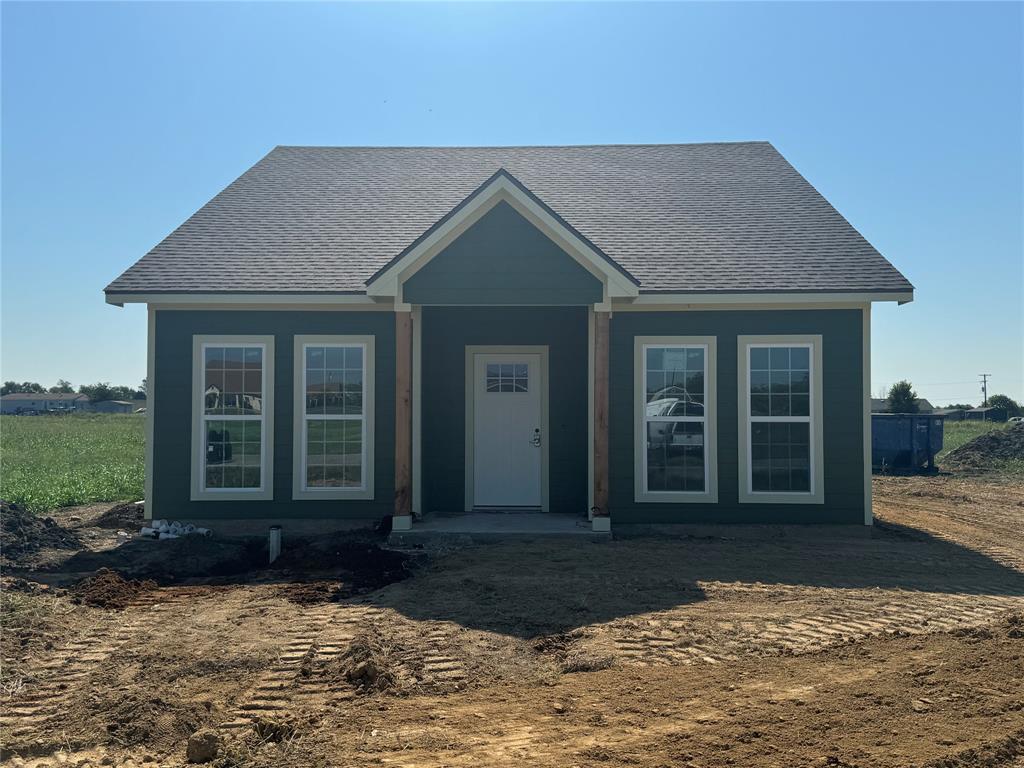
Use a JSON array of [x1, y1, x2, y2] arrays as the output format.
[[3, 474, 1024, 768]]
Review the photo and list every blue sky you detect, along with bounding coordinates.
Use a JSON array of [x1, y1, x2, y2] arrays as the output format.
[[2, 1, 1021, 405]]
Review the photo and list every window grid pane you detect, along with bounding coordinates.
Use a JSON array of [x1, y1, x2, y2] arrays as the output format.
[[644, 345, 707, 493], [202, 343, 264, 491], [749, 345, 810, 418], [305, 345, 363, 417], [304, 344, 365, 489], [645, 346, 704, 418], [485, 362, 528, 393], [748, 344, 813, 494], [205, 345, 263, 416]]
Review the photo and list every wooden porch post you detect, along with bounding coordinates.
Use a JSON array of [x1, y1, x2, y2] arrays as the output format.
[[592, 310, 611, 530], [393, 310, 413, 529]]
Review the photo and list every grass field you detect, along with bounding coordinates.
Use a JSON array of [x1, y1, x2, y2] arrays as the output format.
[[0, 414, 144, 512], [937, 419, 1011, 462]]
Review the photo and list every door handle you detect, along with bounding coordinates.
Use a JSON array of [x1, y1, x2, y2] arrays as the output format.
[[530, 428, 542, 447]]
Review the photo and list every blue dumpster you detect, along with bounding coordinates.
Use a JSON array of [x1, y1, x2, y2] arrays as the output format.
[[871, 413, 945, 471]]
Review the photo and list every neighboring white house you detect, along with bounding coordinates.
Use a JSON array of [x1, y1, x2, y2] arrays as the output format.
[[0, 392, 92, 414], [92, 399, 147, 414]]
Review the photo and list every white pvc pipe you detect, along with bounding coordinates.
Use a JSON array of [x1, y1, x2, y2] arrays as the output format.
[[268, 526, 282, 564]]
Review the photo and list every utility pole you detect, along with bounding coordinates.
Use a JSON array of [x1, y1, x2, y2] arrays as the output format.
[[979, 374, 992, 408]]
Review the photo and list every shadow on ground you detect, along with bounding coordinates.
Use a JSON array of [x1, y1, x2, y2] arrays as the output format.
[[12, 517, 1024, 637], [368, 521, 1024, 636]]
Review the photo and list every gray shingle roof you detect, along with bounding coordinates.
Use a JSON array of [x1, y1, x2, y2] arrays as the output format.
[[105, 142, 912, 296]]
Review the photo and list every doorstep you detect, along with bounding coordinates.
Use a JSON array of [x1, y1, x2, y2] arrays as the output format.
[[388, 511, 611, 545]]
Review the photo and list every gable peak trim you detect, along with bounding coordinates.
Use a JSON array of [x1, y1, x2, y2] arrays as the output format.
[[365, 168, 640, 300]]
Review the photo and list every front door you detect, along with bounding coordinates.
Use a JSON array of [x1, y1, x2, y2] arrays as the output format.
[[472, 352, 543, 508]]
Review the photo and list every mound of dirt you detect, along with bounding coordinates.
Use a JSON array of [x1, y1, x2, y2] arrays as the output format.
[[68, 689, 215, 750], [944, 424, 1024, 469], [0, 500, 80, 567], [93, 501, 145, 530], [331, 630, 407, 694], [72, 568, 157, 609]]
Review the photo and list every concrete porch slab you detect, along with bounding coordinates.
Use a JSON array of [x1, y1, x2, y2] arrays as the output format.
[[388, 511, 609, 545]]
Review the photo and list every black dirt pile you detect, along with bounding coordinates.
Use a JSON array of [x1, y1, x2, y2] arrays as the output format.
[[1, 500, 80, 567], [72, 568, 157, 609], [93, 501, 145, 530], [944, 424, 1024, 469], [270, 535, 412, 602]]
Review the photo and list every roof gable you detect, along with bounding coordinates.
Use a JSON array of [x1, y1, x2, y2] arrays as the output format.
[[401, 199, 604, 305], [367, 168, 638, 301]]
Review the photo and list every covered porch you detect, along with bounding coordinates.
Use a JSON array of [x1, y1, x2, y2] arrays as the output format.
[[373, 172, 633, 535]]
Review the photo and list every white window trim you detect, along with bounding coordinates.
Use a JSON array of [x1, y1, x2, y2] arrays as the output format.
[[190, 335, 275, 501], [292, 335, 375, 501], [737, 334, 824, 505], [634, 336, 718, 503]]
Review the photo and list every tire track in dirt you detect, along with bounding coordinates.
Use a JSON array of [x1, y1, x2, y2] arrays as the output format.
[[877, 497, 1024, 572], [221, 603, 342, 729], [598, 589, 1024, 666], [0, 591, 190, 744]]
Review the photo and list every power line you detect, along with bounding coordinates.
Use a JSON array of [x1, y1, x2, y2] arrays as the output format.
[[979, 374, 992, 405]]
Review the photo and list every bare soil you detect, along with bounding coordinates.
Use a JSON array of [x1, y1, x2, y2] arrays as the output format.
[[2, 475, 1024, 768], [0, 501, 80, 568]]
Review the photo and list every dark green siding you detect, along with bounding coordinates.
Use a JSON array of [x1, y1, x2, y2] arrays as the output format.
[[420, 307, 588, 514], [152, 306, 865, 525], [403, 201, 603, 305], [152, 310, 395, 519], [610, 309, 865, 524]]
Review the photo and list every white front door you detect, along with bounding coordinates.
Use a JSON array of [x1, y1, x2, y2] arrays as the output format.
[[472, 352, 543, 508]]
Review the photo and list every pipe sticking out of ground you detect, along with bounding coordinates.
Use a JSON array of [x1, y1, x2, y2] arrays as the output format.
[[269, 525, 282, 564]]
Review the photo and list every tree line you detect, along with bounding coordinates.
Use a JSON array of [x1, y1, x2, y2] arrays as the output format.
[[886, 380, 1021, 417], [1, 379, 147, 402]]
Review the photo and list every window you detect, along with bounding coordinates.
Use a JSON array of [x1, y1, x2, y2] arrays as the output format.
[[738, 335, 823, 504], [191, 336, 274, 501], [486, 363, 528, 393], [293, 335, 375, 500], [634, 336, 717, 503]]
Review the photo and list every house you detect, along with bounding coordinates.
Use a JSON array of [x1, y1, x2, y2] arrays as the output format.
[[871, 397, 934, 414], [0, 392, 91, 414], [92, 399, 147, 414], [933, 408, 966, 421], [105, 143, 914, 531], [966, 407, 1007, 422]]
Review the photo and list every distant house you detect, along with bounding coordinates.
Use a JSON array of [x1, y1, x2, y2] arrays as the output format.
[[871, 397, 934, 414], [933, 408, 966, 421], [966, 407, 1007, 422], [0, 392, 91, 414], [92, 399, 147, 414]]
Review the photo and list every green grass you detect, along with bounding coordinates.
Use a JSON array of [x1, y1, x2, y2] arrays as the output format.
[[936, 419, 1011, 462], [0, 413, 144, 512]]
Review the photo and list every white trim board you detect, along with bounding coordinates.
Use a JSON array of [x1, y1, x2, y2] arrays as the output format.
[[190, 334, 275, 502], [617, 292, 913, 309], [634, 336, 719, 504], [291, 335, 375, 501], [586, 307, 595, 518], [862, 304, 873, 526], [412, 307, 423, 517], [463, 345, 550, 512], [106, 293, 386, 307], [144, 308, 156, 521], [108, 291, 912, 311]]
